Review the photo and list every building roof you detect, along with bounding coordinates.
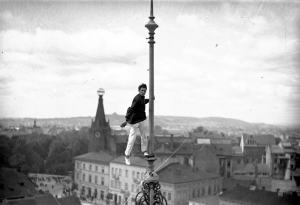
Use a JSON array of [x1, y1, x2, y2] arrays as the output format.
[[154, 144, 172, 154], [244, 163, 255, 173], [270, 145, 285, 154], [189, 195, 220, 205], [257, 164, 269, 173], [74, 151, 115, 165], [57, 195, 82, 205], [232, 146, 243, 155], [157, 163, 220, 184], [220, 185, 299, 205], [111, 156, 179, 172], [243, 134, 276, 146], [2, 194, 60, 205], [0, 167, 38, 200], [222, 178, 255, 190], [213, 144, 233, 155]]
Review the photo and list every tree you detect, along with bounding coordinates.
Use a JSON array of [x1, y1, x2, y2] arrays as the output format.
[[71, 182, 78, 192], [0, 136, 13, 167], [193, 126, 204, 133]]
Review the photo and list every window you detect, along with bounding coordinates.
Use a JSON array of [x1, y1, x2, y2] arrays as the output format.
[[77, 162, 80, 169], [101, 191, 104, 200], [95, 176, 98, 184], [202, 188, 205, 196], [94, 188, 97, 198], [102, 167, 105, 173], [291, 164, 294, 169], [111, 180, 114, 188], [83, 164, 86, 170], [101, 177, 104, 185], [132, 171, 135, 178], [197, 189, 200, 197], [83, 173, 86, 181], [192, 189, 196, 198], [96, 166, 98, 172], [227, 160, 231, 167], [137, 172, 140, 179], [119, 169, 122, 176], [132, 184, 135, 192], [126, 170, 128, 177], [208, 187, 211, 195], [112, 168, 114, 175], [89, 175, 92, 183], [125, 183, 128, 191], [89, 164, 92, 171], [168, 193, 171, 200], [76, 173, 79, 180], [163, 192, 166, 197]]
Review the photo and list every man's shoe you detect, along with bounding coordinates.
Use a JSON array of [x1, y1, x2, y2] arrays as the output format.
[[125, 156, 130, 165]]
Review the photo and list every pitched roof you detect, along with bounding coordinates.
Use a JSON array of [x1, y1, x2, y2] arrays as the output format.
[[157, 163, 220, 184], [57, 195, 82, 205], [270, 145, 285, 154], [189, 195, 220, 205], [154, 144, 172, 154], [257, 164, 269, 173], [220, 185, 299, 205], [3, 194, 59, 205], [110, 156, 179, 172], [243, 134, 276, 146], [0, 167, 38, 199], [73, 151, 115, 165], [222, 178, 255, 190]]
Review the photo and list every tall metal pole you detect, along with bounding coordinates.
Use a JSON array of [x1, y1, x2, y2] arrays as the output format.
[[145, 0, 158, 156], [135, 2, 167, 205]]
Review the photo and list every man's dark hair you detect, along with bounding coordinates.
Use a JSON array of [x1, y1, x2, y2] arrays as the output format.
[[138, 83, 147, 91]]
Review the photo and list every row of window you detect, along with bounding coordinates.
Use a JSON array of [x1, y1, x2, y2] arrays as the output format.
[[111, 168, 145, 180], [111, 180, 143, 192], [77, 162, 105, 173], [80, 185, 105, 200], [76, 172, 105, 185]]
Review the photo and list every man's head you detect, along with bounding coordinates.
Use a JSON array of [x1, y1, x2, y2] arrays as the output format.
[[138, 83, 147, 96]]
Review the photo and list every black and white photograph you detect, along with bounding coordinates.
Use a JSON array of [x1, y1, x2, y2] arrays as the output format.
[[0, 0, 300, 205]]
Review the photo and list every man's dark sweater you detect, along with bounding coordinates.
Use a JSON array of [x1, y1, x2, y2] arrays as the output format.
[[125, 94, 149, 124]]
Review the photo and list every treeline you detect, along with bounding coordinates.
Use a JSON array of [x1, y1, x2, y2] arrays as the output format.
[[0, 127, 89, 175]]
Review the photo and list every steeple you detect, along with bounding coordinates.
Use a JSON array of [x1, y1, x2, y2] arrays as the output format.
[[93, 88, 107, 129]]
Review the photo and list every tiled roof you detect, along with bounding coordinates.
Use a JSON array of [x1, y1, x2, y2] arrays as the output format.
[[243, 134, 276, 146], [222, 178, 255, 190], [157, 163, 220, 184], [57, 195, 82, 205], [74, 151, 115, 165], [154, 144, 172, 154], [220, 185, 299, 205], [257, 164, 269, 173], [111, 156, 179, 172], [3, 194, 60, 205], [270, 145, 284, 154], [244, 163, 255, 173], [189, 195, 219, 205], [0, 167, 38, 199]]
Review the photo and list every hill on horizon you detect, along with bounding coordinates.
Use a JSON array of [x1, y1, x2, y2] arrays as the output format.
[[0, 113, 260, 130]]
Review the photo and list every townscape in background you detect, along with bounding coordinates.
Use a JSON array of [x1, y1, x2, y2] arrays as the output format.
[[1, 91, 300, 205]]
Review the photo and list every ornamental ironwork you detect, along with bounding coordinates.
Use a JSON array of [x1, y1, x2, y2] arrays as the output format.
[[135, 181, 167, 205]]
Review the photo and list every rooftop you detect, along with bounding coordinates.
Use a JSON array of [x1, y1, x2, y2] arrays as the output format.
[[220, 185, 299, 205], [57, 195, 82, 205], [222, 178, 255, 190], [270, 145, 285, 154], [0, 167, 38, 200], [74, 151, 115, 165], [157, 163, 221, 184], [243, 134, 276, 146], [2, 194, 59, 205], [189, 195, 219, 205]]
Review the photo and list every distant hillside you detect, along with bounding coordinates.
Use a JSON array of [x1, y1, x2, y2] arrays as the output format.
[[0, 113, 254, 130]]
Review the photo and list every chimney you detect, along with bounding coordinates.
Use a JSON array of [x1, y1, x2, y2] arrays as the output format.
[[170, 134, 174, 150]]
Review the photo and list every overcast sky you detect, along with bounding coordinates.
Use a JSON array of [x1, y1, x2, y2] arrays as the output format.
[[0, 0, 299, 126]]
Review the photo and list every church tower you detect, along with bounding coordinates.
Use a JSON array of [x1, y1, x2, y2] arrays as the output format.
[[88, 88, 113, 152]]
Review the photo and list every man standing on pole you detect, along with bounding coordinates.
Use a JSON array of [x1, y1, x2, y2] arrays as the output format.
[[120, 83, 150, 165]]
